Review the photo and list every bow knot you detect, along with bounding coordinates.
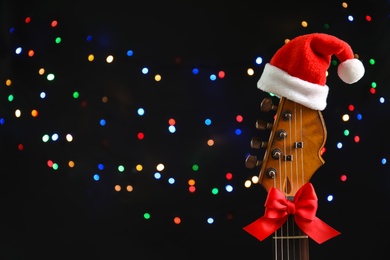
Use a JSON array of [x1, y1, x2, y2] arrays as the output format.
[[243, 182, 340, 244], [286, 200, 295, 215]]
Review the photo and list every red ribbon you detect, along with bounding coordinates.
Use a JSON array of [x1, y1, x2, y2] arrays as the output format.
[[243, 182, 340, 244]]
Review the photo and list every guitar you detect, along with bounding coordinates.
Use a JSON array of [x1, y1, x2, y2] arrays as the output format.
[[244, 95, 333, 259], [242, 32, 365, 259]]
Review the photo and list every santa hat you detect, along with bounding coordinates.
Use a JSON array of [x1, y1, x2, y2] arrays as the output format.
[[257, 33, 365, 110]]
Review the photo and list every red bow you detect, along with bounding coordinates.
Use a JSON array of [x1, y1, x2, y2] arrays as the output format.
[[243, 182, 340, 244]]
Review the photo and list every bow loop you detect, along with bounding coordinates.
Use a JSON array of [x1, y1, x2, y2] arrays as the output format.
[[243, 182, 340, 244], [293, 184, 318, 221], [263, 187, 289, 219]]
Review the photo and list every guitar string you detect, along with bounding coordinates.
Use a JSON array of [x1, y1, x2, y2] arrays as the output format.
[[292, 102, 305, 260], [297, 102, 304, 260], [299, 104, 305, 248], [289, 100, 300, 259], [274, 99, 286, 260], [282, 103, 294, 260], [279, 131, 290, 258], [274, 113, 284, 260], [273, 120, 279, 259], [288, 102, 296, 260], [296, 103, 302, 260], [276, 153, 283, 259], [276, 102, 304, 260], [276, 99, 291, 260], [297, 103, 307, 259], [287, 102, 297, 260], [275, 102, 308, 259]]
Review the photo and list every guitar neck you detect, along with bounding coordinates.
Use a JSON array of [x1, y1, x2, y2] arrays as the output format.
[[245, 96, 328, 258], [272, 212, 310, 259]]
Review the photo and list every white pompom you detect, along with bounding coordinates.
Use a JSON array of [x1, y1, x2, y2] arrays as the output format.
[[338, 58, 365, 84]]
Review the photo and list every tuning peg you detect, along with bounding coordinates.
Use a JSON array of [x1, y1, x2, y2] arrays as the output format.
[[256, 119, 273, 130], [250, 137, 268, 149], [245, 155, 262, 169], [260, 97, 278, 112]]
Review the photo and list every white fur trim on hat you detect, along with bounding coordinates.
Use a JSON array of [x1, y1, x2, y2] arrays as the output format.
[[257, 64, 329, 111]]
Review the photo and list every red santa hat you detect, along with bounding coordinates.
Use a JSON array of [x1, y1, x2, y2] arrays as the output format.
[[257, 33, 365, 110]]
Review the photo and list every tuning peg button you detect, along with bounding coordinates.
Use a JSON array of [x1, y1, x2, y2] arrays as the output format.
[[276, 129, 287, 140], [256, 119, 273, 130], [245, 155, 262, 169], [260, 97, 278, 112], [271, 148, 282, 159], [266, 167, 277, 178], [250, 137, 268, 149]]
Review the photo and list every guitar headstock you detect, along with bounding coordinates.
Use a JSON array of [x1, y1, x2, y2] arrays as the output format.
[[246, 96, 327, 196]]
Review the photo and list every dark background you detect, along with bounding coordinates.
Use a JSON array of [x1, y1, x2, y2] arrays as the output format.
[[1, 1, 390, 259]]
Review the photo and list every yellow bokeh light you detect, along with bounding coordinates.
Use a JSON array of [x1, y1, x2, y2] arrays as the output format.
[[247, 68, 254, 76], [66, 134, 73, 142], [251, 175, 259, 184], [38, 68, 45, 75], [154, 74, 162, 81], [342, 114, 350, 122], [188, 179, 195, 186], [6, 79, 12, 86], [31, 109, 38, 117], [136, 164, 143, 171], [15, 109, 21, 118], [301, 21, 308, 27], [244, 180, 252, 188], [156, 163, 165, 171], [106, 55, 114, 63], [68, 161, 75, 168], [88, 54, 95, 62]]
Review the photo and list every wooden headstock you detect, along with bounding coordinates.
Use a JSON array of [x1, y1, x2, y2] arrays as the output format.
[[246, 96, 327, 196]]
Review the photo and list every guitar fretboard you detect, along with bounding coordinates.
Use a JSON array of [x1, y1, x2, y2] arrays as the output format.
[[272, 214, 309, 259]]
